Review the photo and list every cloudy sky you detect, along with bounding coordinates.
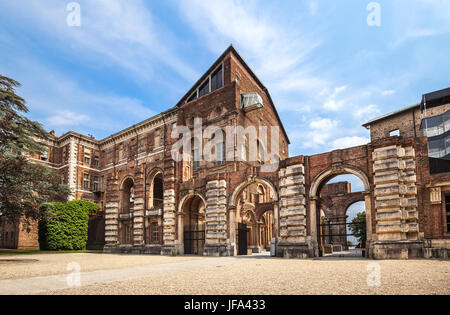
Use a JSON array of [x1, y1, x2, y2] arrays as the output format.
[[0, 0, 449, 157]]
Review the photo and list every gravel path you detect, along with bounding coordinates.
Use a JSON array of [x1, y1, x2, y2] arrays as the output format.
[[0, 253, 200, 280], [45, 257, 449, 295], [1, 253, 449, 295]]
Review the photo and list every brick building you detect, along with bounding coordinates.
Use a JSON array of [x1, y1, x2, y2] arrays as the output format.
[[1, 46, 449, 258]]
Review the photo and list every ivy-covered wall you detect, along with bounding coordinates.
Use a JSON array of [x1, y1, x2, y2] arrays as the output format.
[[39, 200, 100, 250]]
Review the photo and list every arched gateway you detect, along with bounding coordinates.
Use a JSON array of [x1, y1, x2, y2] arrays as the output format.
[[308, 165, 373, 257]]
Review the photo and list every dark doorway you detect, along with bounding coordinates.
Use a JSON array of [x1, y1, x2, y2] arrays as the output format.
[[184, 224, 205, 255], [237, 222, 248, 255]]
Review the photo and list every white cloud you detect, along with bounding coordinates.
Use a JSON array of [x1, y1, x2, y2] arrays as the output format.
[[47, 110, 90, 126], [177, 0, 325, 93], [331, 136, 369, 150], [4, 56, 155, 137], [355, 104, 380, 119], [323, 86, 347, 111], [381, 89, 396, 96], [309, 118, 339, 130], [0, 0, 198, 82]]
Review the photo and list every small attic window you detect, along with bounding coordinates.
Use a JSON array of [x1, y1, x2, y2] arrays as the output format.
[[241, 93, 263, 112], [211, 65, 223, 92], [199, 80, 210, 97], [187, 91, 197, 103], [390, 129, 400, 137]]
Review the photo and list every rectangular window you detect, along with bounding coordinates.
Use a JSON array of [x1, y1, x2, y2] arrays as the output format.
[[211, 65, 223, 92], [93, 157, 99, 167], [101, 176, 104, 191], [84, 174, 90, 190], [446, 195, 450, 233], [198, 79, 210, 97], [216, 142, 224, 165], [84, 157, 90, 165], [93, 176, 99, 192], [187, 91, 197, 103], [154, 129, 161, 148], [151, 222, 159, 243], [241, 143, 246, 161], [390, 129, 400, 137], [193, 149, 200, 171]]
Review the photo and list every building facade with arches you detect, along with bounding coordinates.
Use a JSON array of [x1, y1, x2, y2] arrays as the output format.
[[4, 46, 449, 258]]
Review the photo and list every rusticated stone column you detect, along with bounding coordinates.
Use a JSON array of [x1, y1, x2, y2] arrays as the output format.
[[228, 206, 237, 256], [104, 173, 120, 253], [204, 179, 228, 256], [372, 145, 423, 259], [276, 164, 311, 258], [132, 166, 145, 250]]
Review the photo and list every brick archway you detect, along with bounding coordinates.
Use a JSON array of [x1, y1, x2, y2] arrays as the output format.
[[308, 164, 372, 257]]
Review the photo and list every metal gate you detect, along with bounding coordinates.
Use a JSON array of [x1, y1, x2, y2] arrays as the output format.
[[184, 224, 205, 255], [237, 223, 248, 256], [319, 220, 366, 257]]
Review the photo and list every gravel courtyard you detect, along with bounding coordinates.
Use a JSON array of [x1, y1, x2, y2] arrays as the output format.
[[0, 253, 449, 295]]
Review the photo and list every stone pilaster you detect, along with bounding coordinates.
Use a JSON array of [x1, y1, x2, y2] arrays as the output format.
[[133, 167, 145, 248], [372, 145, 423, 258], [277, 164, 311, 258], [204, 179, 228, 256], [104, 173, 119, 252]]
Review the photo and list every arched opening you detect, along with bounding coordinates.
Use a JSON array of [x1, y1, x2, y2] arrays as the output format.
[[180, 194, 205, 255], [144, 170, 164, 245], [119, 177, 134, 245], [310, 167, 371, 258], [230, 178, 278, 256]]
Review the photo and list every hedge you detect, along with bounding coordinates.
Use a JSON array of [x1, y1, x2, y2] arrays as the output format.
[[39, 200, 100, 251]]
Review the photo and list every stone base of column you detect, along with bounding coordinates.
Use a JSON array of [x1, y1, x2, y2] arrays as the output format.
[[104, 244, 164, 255], [162, 243, 184, 256], [203, 243, 229, 257], [103, 244, 117, 253], [276, 242, 315, 258], [372, 240, 424, 259]]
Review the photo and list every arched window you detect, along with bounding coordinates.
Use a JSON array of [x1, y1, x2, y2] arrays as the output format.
[[153, 173, 163, 209], [121, 178, 134, 214]]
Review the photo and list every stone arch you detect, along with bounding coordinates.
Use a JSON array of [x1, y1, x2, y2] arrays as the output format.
[[178, 192, 207, 214], [178, 192, 206, 255], [228, 176, 278, 208], [343, 195, 366, 215], [308, 165, 372, 257], [310, 165, 370, 198], [229, 176, 279, 255]]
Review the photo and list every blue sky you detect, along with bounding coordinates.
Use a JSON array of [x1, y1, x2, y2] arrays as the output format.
[[0, 0, 449, 157]]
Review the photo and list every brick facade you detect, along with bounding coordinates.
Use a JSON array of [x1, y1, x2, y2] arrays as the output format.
[[2, 46, 449, 258]]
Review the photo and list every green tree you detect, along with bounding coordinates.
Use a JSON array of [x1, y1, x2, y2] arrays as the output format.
[[349, 211, 366, 245], [0, 74, 70, 224]]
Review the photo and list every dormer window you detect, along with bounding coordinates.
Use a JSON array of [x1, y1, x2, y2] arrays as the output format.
[[199, 80, 209, 97], [185, 63, 224, 103], [211, 65, 223, 92], [241, 93, 264, 112], [187, 91, 198, 103]]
